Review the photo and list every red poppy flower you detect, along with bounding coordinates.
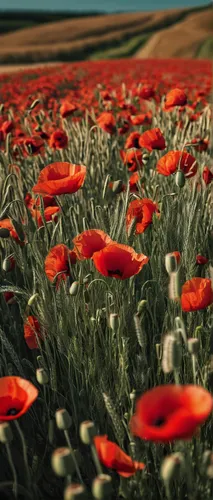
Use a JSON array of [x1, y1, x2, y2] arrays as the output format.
[[97, 112, 116, 134], [32, 162, 86, 196], [137, 85, 155, 99], [25, 193, 57, 210], [24, 316, 42, 350], [130, 113, 152, 126], [0, 219, 24, 245], [1, 120, 14, 137], [94, 435, 145, 477], [45, 244, 77, 286], [24, 136, 44, 156], [120, 149, 143, 172], [126, 198, 160, 234], [130, 384, 213, 442], [190, 138, 209, 153], [73, 229, 113, 260], [139, 128, 166, 152], [196, 255, 208, 265], [181, 277, 213, 312], [124, 132, 141, 149], [156, 151, 197, 177], [49, 129, 68, 149], [31, 206, 60, 228], [92, 243, 149, 280], [60, 101, 78, 118], [0, 376, 38, 421], [202, 167, 213, 185], [165, 88, 187, 109]]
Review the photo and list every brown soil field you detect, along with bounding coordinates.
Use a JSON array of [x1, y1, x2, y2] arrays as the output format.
[[135, 8, 213, 59], [0, 6, 207, 64]]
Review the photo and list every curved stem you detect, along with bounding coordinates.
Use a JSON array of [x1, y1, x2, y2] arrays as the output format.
[[14, 420, 31, 489], [5, 443, 18, 498]]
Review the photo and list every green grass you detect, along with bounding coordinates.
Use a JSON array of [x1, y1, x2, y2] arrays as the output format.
[[88, 33, 151, 60], [196, 37, 213, 59]]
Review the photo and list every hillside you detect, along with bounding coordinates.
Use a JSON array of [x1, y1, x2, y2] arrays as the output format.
[[0, 4, 211, 64]]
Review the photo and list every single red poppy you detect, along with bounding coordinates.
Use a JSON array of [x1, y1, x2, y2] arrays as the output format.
[[32, 162, 86, 196], [49, 129, 68, 149], [1, 120, 14, 137], [0, 376, 38, 421], [196, 255, 209, 265], [124, 132, 141, 150], [73, 229, 113, 260], [165, 88, 187, 109], [31, 206, 60, 228], [97, 112, 116, 134], [120, 149, 143, 172], [24, 136, 44, 156], [126, 198, 160, 234], [0, 219, 24, 245], [156, 151, 197, 177], [24, 316, 42, 350], [94, 435, 145, 477], [202, 167, 213, 185], [130, 113, 152, 126], [181, 277, 213, 312], [139, 128, 166, 152], [130, 384, 213, 442], [60, 101, 78, 118], [137, 85, 155, 99], [45, 244, 77, 286], [92, 243, 149, 280]]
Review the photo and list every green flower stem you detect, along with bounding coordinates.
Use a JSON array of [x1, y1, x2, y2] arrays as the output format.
[[90, 443, 103, 475], [14, 420, 31, 489], [5, 443, 18, 498], [64, 429, 83, 484]]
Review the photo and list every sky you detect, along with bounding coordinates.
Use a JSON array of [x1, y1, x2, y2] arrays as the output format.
[[0, 0, 210, 12]]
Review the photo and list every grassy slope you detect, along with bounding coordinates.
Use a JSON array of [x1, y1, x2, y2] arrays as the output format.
[[0, 4, 211, 64]]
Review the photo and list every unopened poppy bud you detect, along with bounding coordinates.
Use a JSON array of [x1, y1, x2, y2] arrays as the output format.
[[161, 452, 184, 484], [111, 180, 123, 194], [0, 228, 10, 238], [109, 313, 119, 331], [175, 170, 185, 188], [162, 334, 182, 374], [55, 408, 72, 430], [0, 422, 13, 443], [188, 338, 200, 355], [64, 483, 87, 500], [36, 368, 49, 385], [137, 300, 147, 315], [27, 293, 39, 306], [51, 447, 74, 477], [165, 254, 177, 274], [79, 421, 96, 445], [169, 272, 181, 300], [92, 474, 112, 499], [69, 281, 79, 296]]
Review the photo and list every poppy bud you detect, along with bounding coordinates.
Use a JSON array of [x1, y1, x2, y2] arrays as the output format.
[[0, 422, 13, 443], [161, 452, 184, 484], [64, 484, 87, 500], [92, 474, 112, 500], [36, 368, 49, 385], [27, 293, 39, 306], [169, 272, 181, 300], [51, 447, 74, 477], [69, 281, 79, 296], [137, 299, 147, 315], [165, 254, 177, 274], [187, 338, 199, 355], [162, 334, 182, 374], [79, 421, 96, 445], [0, 228, 10, 238], [175, 170, 185, 188], [109, 313, 120, 331], [55, 408, 72, 430], [111, 180, 123, 194]]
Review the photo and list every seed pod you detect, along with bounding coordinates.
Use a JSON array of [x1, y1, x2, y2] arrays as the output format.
[[165, 254, 178, 274], [187, 338, 199, 355], [51, 447, 74, 477], [175, 170, 185, 188], [56, 409, 72, 431], [161, 452, 184, 484], [64, 484, 87, 500], [169, 272, 181, 300], [162, 334, 182, 374], [0, 228, 10, 238], [92, 474, 112, 500], [0, 422, 13, 443], [109, 313, 120, 331], [36, 368, 49, 385], [69, 281, 79, 296], [79, 421, 96, 445]]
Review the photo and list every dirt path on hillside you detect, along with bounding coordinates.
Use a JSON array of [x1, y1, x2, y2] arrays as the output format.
[[0, 61, 62, 75]]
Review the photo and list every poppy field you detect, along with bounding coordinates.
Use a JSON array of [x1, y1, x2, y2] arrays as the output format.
[[0, 57, 213, 500]]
